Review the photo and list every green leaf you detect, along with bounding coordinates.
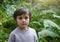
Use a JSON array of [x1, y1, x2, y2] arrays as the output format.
[[44, 19, 60, 30], [6, 5, 16, 16], [38, 29, 60, 38], [32, 21, 41, 26], [53, 14, 60, 19]]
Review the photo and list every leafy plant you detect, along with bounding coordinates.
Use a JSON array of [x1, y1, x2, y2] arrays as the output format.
[[0, 0, 60, 42]]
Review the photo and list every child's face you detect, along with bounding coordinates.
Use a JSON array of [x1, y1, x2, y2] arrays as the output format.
[[16, 14, 29, 29]]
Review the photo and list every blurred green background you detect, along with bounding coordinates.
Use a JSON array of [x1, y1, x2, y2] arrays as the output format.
[[0, 0, 60, 42]]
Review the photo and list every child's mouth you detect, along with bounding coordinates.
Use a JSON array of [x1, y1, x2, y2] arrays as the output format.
[[22, 24, 27, 25]]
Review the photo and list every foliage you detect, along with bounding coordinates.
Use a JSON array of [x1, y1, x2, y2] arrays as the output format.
[[0, 0, 60, 42], [0, 27, 11, 42]]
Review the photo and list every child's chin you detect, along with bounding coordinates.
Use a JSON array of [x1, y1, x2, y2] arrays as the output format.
[[20, 26, 27, 29]]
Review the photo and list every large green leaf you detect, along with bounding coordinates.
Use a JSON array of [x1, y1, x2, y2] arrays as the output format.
[[44, 19, 60, 30], [38, 29, 60, 38], [53, 14, 60, 19], [6, 5, 16, 17]]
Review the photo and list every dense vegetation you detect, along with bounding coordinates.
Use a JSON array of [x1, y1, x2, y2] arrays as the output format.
[[0, 0, 60, 42]]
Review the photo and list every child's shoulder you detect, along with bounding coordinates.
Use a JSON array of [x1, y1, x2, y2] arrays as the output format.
[[29, 27, 36, 33], [10, 27, 19, 35]]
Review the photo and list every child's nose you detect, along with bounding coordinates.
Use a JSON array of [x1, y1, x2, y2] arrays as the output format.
[[22, 19, 25, 21]]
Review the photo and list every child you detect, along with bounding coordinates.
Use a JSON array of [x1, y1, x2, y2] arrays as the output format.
[[8, 7, 38, 42]]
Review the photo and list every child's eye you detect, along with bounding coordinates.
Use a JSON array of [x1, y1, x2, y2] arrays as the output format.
[[25, 17, 28, 19], [19, 17, 22, 20]]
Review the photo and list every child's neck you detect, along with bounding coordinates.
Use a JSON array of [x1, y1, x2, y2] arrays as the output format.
[[19, 27, 28, 30]]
